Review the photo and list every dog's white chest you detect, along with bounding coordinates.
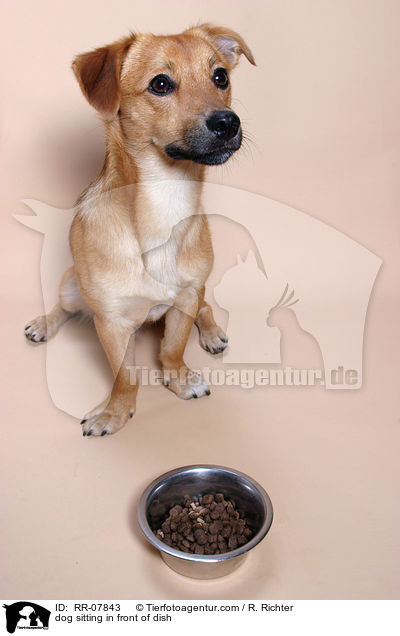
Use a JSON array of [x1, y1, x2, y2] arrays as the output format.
[[138, 170, 201, 297], [142, 235, 180, 294]]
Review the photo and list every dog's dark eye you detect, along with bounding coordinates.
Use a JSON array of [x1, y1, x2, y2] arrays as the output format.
[[148, 74, 174, 95], [212, 68, 229, 90]]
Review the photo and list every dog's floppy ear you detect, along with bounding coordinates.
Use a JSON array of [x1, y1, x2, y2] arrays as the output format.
[[72, 35, 135, 118], [197, 24, 255, 67]]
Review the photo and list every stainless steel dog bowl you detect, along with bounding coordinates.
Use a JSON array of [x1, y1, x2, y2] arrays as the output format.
[[137, 464, 273, 579]]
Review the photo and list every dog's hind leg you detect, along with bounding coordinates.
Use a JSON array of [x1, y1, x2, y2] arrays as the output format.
[[24, 266, 92, 343], [194, 288, 228, 354]]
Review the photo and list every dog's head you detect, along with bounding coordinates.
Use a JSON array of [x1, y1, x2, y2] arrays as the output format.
[[72, 25, 255, 166]]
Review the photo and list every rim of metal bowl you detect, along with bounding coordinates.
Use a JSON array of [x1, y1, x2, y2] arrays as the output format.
[[137, 464, 273, 563]]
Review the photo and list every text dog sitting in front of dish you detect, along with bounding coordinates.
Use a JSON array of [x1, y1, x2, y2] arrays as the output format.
[[25, 24, 255, 436]]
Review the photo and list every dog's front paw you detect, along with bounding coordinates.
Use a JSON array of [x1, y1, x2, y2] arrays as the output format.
[[80, 407, 134, 437], [199, 325, 228, 354], [163, 366, 210, 400]]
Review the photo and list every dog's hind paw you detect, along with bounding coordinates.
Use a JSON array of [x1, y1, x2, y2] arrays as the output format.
[[199, 325, 228, 354], [24, 316, 48, 343]]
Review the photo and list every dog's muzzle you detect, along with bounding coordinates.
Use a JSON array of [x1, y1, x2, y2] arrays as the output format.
[[165, 109, 242, 165]]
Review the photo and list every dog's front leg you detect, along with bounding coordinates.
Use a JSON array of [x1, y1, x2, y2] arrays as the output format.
[[81, 316, 138, 436], [160, 288, 210, 399], [195, 287, 228, 354]]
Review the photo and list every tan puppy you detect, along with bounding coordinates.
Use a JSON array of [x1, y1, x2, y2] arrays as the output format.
[[25, 24, 255, 436]]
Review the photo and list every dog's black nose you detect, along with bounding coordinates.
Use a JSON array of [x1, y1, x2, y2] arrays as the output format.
[[206, 110, 241, 141]]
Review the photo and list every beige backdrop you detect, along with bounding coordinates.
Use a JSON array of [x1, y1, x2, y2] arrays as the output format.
[[1, 0, 399, 599]]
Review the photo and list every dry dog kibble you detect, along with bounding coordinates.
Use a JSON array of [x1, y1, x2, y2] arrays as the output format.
[[155, 493, 253, 555]]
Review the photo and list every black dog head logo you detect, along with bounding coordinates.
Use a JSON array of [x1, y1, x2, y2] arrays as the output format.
[[2, 603, 50, 633]]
